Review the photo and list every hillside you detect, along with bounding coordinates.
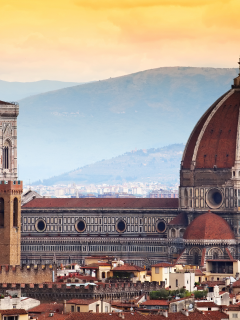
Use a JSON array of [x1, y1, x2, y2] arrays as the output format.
[[17, 67, 238, 182], [0, 80, 80, 101], [33, 144, 184, 186]]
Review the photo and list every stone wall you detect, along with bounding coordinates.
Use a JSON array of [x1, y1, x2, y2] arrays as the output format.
[[0, 281, 164, 303], [0, 264, 56, 284]]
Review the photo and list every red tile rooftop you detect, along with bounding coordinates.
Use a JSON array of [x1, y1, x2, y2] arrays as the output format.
[[141, 300, 169, 306], [202, 310, 229, 319], [195, 269, 204, 275], [223, 305, 240, 310], [168, 212, 188, 226], [183, 211, 235, 241], [28, 303, 63, 313], [196, 302, 219, 308], [112, 264, 145, 272], [81, 263, 111, 269], [66, 299, 97, 305], [232, 279, 240, 287], [22, 198, 179, 209], [151, 262, 173, 267], [65, 310, 228, 320], [0, 309, 27, 315]]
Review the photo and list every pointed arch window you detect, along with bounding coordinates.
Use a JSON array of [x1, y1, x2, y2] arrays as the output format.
[[3, 140, 11, 169]]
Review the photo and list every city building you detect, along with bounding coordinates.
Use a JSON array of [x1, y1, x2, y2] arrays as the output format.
[[19, 64, 240, 268]]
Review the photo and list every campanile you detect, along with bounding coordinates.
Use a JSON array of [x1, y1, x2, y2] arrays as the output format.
[[0, 100, 22, 265], [0, 101, 18, 181]]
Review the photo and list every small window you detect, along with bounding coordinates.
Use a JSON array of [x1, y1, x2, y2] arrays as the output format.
[[176, 279, 178, 287], [172, 304, 177, 313], [71, 306, 74, 312], [155, 267, 159, 274], [77, 306, 80, 312]]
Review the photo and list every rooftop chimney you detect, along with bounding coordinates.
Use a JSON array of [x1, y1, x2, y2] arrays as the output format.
[[181, 309, 189, 316]]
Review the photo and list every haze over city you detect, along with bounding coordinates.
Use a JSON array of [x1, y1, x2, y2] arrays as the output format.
[[1, 0, 240, 185]]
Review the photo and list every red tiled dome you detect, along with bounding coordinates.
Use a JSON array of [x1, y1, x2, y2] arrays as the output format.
[[183, 211, 235, 240], [182, 90, 240, 169]]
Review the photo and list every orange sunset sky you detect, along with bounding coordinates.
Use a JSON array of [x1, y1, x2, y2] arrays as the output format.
[[1, 0, 240, 82]]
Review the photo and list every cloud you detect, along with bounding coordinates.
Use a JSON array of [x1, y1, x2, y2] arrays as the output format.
[[74, 0, 229, 9]]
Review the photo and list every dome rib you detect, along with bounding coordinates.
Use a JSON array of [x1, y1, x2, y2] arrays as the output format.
[[195, 90, 239, 169], [181, 89, 231, 169]]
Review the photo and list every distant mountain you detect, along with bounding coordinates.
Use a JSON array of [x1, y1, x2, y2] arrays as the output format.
[[33, 144, 184, 186], [0, 80, 81, 101], [18, 67, 238, 182]]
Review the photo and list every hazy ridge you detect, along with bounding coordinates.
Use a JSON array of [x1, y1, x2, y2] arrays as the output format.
[[16, 67, 238, 182], [32, 144, 184, 185]]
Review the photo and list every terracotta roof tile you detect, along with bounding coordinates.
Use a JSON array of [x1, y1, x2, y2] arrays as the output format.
[[22, 198, 178, 209], [64, 310, 226, 320], [232, 279, 240, 288], [195, 92, 240, 169], [28, 303, 63, 313], [182, 91, 229, 169], [112, 264, 144, 271], [168, 212, 188, 226], [183, 212, 235, 241], [195, 269, 204, 276], [196, 302, 219, 308], [0, 309, 27, 315], [151, 262, 173, 267], [141, 300, 169, 306], [67, 299, 97, 305], [201, 310, 229, 319], [81, 263, 111, 269]]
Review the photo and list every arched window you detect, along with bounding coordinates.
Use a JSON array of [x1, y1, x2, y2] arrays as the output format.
[[179, 229, 185, 237], [194, 253, 199, 265], [0, 198, 4, 227], [184, 188, 188, 207], [213, 252, 219, 259], [171, 229, 176, 238], [172, 304, 177, 313], [3, 140, 11, 170], [13, 197, 18, 227]]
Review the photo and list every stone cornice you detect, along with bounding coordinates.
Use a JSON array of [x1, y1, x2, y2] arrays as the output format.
[[184, 239, 236, 245]]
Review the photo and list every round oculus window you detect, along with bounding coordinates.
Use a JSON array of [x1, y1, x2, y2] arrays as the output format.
[[206, 188, 223, 209], [116, 219, 127, 233], [156, 220, 166, 233], [35, 219, 46, 232], [75, 219, 86, 233]]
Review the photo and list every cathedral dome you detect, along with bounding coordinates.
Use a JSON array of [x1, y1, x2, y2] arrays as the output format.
[[181, 89, 240, 170], [183, 211, 235, 242], [179, 66, 240, 212]]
